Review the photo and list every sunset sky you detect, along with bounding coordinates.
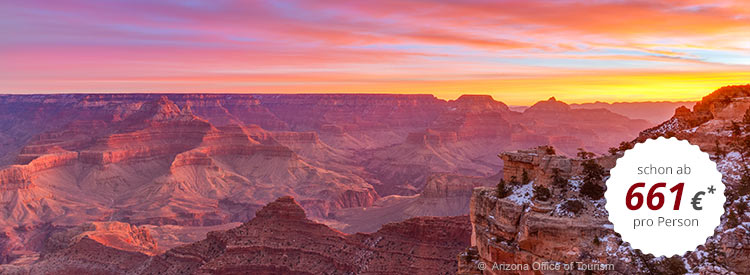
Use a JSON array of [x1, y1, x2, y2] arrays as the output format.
[[2, 0, 750, 105]]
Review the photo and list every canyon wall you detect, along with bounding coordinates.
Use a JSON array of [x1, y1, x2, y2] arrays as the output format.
[[0, 93, 675, 266], [460, 85, 750, 274]]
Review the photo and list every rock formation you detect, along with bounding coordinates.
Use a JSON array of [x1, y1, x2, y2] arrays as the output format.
[[632, 85, 750, 274], [40, 221, 159, 257], [2, 221, 158, 275], [638, 84, 750, 152], [570, 101, 695, 124], [0, 96, 379, 262], [363, 95, 645, 196], [139, 196, 471, 274], [520, 97, 652, 156], [332, 173, 494, 233], [458, 147, 657, 274], [461, 187, 623, 274], [500, 146, 617, 187], [0, 93, 676, 265], [460, 85, 750, 274], [2, 197, 471, 275]]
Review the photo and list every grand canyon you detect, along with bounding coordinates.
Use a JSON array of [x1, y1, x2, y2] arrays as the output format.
[[0, 86, 747, 274], [4, 0, 750, 273]]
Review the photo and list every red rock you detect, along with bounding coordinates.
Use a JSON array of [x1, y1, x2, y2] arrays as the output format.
[[521, 97, 652, 156], [29, 237, 151, 275], [0, 93, 678, 267], [459, 86, 750, 274], [634, 85, 750, 274], [524, 96, 571, 113], [570, 101, 696, 124], [41, 222, 159, 258], [332, 173, 492, 234], [638, 84, 750, 151], [139, 196, 471, 274]]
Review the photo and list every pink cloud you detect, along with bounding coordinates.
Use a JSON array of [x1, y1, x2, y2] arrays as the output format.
[[1, 0, 749, 101]]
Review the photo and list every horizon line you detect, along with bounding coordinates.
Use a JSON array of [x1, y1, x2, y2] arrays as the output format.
[[0, 91, 701, 106]]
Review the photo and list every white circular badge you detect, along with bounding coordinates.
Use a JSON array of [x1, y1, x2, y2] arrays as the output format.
[[605, 137, 725, 257]]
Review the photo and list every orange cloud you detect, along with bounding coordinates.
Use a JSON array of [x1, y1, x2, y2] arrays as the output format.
[[1, 0, 749, 102]]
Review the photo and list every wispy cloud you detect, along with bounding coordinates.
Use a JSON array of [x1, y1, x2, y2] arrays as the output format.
[[1, 0, 749, 104]]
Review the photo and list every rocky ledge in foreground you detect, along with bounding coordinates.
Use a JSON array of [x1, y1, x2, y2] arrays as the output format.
[[459, 85, 750, 275], [2, 196, 470, 275]]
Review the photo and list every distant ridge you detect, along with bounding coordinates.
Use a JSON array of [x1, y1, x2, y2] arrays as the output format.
[[570, 101, 696, 124]]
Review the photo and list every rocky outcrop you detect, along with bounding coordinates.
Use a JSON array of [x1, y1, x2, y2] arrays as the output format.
[[499, 147, 550, 184], [475, 187, 614, 261], [500, 146, 617, 187], [25, 238, 150, 275], [691, 85, 750, 124], [135, 196, 471, 274], [638, 84, 750, 152], [524, 97, 571, 114], [570, 101, 695, 124], [420, 174, 490, 199], [40, 222, 158, 258], [430, 95, 512, 142], [0, 167, 32, 191], [710, 225, 750, 273], [332, 173, 492, 234], [433, 111, 512, 141], [459, 185, 635, 275], [0, 222, 157, 275], [460, 85, 750, 274], [457, 143, 645, 274], [450, 95, 511, 112], [4, 197, 469, 274], [632, 85, 750, 274], [0, 151, 81, 192]]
